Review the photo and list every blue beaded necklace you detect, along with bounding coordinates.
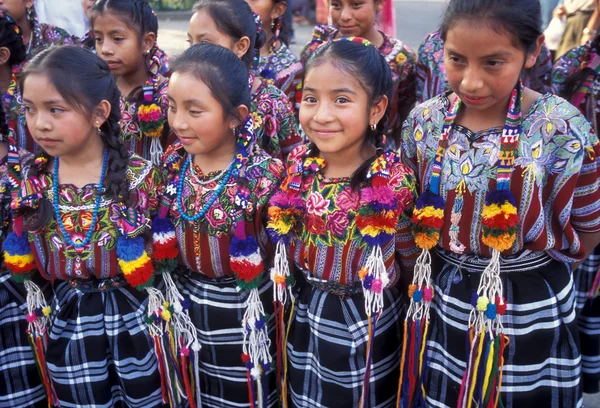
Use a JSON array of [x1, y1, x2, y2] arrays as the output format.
[[177, 155, 236, 223], [53, 149, 109, 249]]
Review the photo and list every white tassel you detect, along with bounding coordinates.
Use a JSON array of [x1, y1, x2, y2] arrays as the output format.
[[270, 240, 294, 306], [468, 249, 504, 336], [145, 287, 167, 336], [361, 246, 388, 317], [162, 272, 201, 352], [150, 138, 163, 166], [24, 280, 50, 335]]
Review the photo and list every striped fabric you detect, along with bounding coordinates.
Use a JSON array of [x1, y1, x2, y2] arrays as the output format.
[[286, 274, 404, 408], [174, 270, 278, 408], [573, 246, 600, 393], [424, 249, 582, 407], [0, 273, 46, 408], [46, 281, 163, 408]]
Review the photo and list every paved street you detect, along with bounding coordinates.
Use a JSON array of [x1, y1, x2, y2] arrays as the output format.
[[156, 1, 600, 405]]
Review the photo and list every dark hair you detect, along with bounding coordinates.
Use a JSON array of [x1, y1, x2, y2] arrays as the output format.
[[171, 43, 250, 122], [0, 13, 26, 67], [192, 0, 265, 69], [440, 0, 542, 54], [19, 46, 130, 231], [304, 39, 393, 189], [92, 0, 159, 38], [272, 0, 290, 46]]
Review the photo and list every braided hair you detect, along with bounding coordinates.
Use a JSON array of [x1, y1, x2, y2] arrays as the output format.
[[0, 11, 26, 68], [192, 0, 265, 69], [303, 38, 393, 189], [272, 0, 290, 46], [19, 46, 130, 231]]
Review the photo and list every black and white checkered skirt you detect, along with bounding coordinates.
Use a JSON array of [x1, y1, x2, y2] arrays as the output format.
[[424, 249, 582, 408], [0, 272, 46, 408], [573, 246, 600, 394], [174, 270, 278, 408], [46, 278, 164, 407], [286, 272, 405, 408]]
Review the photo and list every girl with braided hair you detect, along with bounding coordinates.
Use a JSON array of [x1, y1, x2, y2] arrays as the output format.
[[2, 46, 165, 407], [0, 0, 77, 65], [267, 38, 417, 407], [159, 43, 283, 408], [92, 0, 170, 166], [188, 0, 303, 161], [246, 0, 304, 114]]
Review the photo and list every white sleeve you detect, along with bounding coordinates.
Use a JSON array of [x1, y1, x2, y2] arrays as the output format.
[[34, 0, 89, 37]]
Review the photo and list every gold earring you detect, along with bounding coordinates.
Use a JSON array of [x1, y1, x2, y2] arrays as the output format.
[[96, 121, 101, 134], [371, 123, 377, 131]]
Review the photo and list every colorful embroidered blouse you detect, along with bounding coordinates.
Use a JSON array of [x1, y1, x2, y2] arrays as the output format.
[[285, 145, 418, 286], [416, 30, 554, 103], [0, 149, 32, 242], [301, 25, 416, 134], [3, 74, 32, 150], [250, 74, 303, 160], [401, 94, 600, 262], [120, 76, 170, 162], [162, 141, 284, 278], [256, 42, 304, 112], [552, 41, 600, 132], [20, 155, 162, 281]]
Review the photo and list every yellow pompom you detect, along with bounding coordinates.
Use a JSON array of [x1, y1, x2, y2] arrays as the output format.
[[42, 306, 51, 317], [414, 232, 440, 250], [161, 309, 172, 321], [477, 296, 489, 311]]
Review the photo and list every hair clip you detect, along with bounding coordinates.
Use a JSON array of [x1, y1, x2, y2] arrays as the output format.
[[336, 36, 372, 47]]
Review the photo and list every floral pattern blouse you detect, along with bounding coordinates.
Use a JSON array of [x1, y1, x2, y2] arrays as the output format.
[[162, 141, 284, 278], [301, 25, 416, 135], [416, 30, 554, 103], [401, 93, 600, 262], [250, 74, 303, 160], [256, 42, 304, 113], [285, 145, 418, 286], [20, 154, 162, 281], [0, 149, 32, 243]]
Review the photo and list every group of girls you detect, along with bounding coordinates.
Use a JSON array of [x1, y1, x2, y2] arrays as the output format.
[[0, 0, 599, 408]]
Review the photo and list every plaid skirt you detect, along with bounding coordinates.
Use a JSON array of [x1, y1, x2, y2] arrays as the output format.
[[425, 249, 582, 408], [46, 278, 163, 407], [573, 246, 600, 394], [286, 273, 404, 408], [174, 270, 278, 408], [0, 273, 46, 408]]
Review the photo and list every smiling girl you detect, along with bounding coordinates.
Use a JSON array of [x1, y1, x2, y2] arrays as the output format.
[[300, 0, 415, 146], [92, 0, 170, 165], [268, 37, 416, 407], [2, 46, 164, 407], [401, 0, 600, 406], [160, 43, 283, 407]]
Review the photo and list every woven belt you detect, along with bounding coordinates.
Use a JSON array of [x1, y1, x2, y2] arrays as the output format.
[[304, 274, 363, 298], [434, 248, 553, 273], [69, 275, 126, 292]]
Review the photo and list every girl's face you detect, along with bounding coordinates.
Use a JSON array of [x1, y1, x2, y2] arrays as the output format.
[[245, 0, 286, 36], [167, 72, 240, 157], [22, 74, 101, 158], [187, 10, 249, 60], [81, 0, 95, 21], [300, 61, 386, 156], [0, 0, 32, 22], [93, 12, 154, 78], [444, 21, 541, 115], [329, 0, 383, 38]]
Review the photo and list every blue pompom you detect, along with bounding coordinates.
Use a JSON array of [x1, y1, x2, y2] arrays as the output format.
[[486, 304, 497, 320], [35, 307, 43, 317], [181, 298, 191, 310], [416, 190, 444, 210], [152, 216, 175, 234], [413, 290, 423, 303], [363, 274, 373, 289], [245, 361, 254, 370], [116, 235, 145, 262], [471, 291, 479, 308], [2, 232, 31, 256], [230, 235, 260, 257], [255, 318, 265, 331], [485, 189, 516, 206]]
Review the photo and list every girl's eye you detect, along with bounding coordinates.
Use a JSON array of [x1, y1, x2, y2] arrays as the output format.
[[189, 110, 202, 115], [486, 60, 504, 68], [353, 2, 363, 7], [23, 105, 32, 113], [168, 106, 176, 113], [448, 56, 463, 64], [94, 37, 102, 43], [303, 96, 317, 103], [114, 37, 124, 42], [335, 97, 349, 104], [50, 107, 64, 114]]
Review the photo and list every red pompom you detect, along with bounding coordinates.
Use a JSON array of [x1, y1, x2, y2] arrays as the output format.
[[241, 353, 250, 363], [231, 260, 263, 282], [495, 296, 507, 315], [124, 261, 154, 287], [152, 246, 180, 261]]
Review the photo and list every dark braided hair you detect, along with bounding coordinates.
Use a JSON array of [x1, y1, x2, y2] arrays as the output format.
[[92, 0, 159, 38], [0, 100, 10, 141], [303, 38, 393, 189], [271, 0, 290, 46], [19, 46, 130, 231], [192, 0, 265, 69], [0, 12, 26, 68]]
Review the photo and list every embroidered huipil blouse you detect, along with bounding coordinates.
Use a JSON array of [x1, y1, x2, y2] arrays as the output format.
[[256, 43, 304, 112], [287, 145, 418, 286], [23, 155, 162, 281], [401, 94, 600, 262], [163, 141, 284, 278]]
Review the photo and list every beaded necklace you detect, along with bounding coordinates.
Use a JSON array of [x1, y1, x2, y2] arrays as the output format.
[[52, 149, 108, 249], [398, 82, 523, 408]]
